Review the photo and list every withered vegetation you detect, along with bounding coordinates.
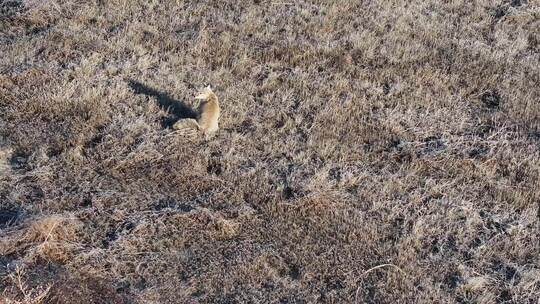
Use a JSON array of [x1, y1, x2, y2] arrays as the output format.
[[1, 0, 539, 303]]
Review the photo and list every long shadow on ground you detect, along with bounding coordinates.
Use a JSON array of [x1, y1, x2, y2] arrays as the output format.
[[127, 79, 197, 128]]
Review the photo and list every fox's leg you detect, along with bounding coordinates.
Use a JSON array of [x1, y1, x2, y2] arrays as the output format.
[[203, 130, 218, 140]]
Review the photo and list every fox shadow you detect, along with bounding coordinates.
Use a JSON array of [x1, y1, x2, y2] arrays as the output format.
[[127, 79, 197, 128]]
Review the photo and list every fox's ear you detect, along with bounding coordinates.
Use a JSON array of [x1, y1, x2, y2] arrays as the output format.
[[195, 85, 213, 99]]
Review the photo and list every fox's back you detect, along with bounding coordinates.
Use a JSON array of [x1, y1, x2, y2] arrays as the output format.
[[197, 98, 220, 133]]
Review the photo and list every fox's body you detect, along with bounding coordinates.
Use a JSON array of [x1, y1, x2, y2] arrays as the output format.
[[173, 86, 220, 139], [196, 88, 220, 136]]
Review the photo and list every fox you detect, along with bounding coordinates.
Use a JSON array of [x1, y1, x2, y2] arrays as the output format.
[[173, 86, 220, 139]]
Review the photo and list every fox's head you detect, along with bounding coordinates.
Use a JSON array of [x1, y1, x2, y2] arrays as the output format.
[[195, 85, 214, 100]]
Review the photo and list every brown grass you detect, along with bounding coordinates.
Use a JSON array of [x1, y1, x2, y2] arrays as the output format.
[[1, 0, 539, 303]]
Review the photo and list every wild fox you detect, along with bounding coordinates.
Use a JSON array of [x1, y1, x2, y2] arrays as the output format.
[[173, 86, 220, 139]]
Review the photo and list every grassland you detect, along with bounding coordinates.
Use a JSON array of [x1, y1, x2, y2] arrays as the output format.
[[0, 0, 539, 303]]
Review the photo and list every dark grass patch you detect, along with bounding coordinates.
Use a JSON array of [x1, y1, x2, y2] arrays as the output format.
[[127, 79, 197, 128], [0, 0, 23, 18], [481, 91, 502, 109], [0, 207, 21, 228]]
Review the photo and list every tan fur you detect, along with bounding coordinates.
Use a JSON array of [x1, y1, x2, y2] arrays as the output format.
[[195, 86, 220, 138], [173, 86, 220, 139]]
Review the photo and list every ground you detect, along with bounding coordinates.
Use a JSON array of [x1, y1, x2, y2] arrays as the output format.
[[0, 0, 539, 303]]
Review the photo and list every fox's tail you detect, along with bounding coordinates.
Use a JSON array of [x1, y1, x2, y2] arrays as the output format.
[[172, 118, 200, 137]]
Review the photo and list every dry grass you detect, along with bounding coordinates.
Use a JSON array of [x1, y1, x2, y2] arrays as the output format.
[[1, 0, 539, 303]]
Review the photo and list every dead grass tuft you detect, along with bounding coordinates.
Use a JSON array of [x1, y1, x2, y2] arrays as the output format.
[[2, 265, 52, 304], [1, 215, 81, 263]]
